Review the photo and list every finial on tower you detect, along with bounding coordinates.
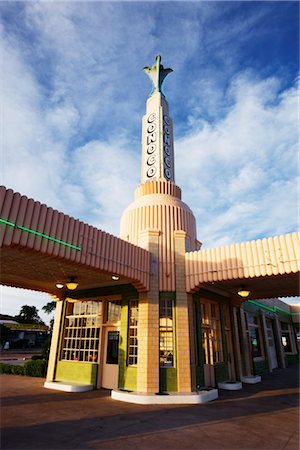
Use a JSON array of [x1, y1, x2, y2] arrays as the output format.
[[143, 55, 173, 96]]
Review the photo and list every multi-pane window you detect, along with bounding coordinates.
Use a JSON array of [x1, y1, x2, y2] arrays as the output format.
[[281, 323, 296, 353], [128, 300, 139, 366], [61, 301, 102, 363], [201, 301, 223, 364], [247, 314, 264, 359], [159, 299, 174, 367]]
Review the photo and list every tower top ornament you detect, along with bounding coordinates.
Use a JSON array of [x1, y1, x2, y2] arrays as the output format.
[[143, 55, 173, 96]]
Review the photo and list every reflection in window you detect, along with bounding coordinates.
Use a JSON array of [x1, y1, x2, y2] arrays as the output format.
[[61, 301, 102, 363], [159, 299, 174, 367]]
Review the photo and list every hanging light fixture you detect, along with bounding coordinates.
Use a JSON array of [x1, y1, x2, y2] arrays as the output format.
[[237, 287, 250, 298], [111, 275, 119, 281], [66, 277, 79, 290], [55, 282, 64, 289]]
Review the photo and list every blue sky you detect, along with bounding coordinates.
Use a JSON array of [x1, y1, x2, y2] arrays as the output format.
[[0, 1, 299, 322]]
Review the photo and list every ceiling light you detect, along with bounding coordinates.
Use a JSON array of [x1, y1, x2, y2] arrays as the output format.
[[55, 283, 64, 289], [66, 277, 79, 290], [112, 275, 119, 281], [237, 288, 250, 298]]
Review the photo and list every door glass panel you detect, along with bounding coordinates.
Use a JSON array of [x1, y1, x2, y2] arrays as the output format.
[[106, 331, 119, 364]]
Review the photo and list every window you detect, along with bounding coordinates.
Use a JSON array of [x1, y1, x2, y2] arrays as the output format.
[[128, 300, 139, 366], [201, 300, 223, 364], [247, 314, 264, 359], [61, 301, 102, 362], [159, 299, 174, 367], [107, 300, 121, 323], [281, 323, 296, 353]]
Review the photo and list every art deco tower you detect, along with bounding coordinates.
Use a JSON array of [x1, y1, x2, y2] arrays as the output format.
[[119, 56, 200, 395], [120, 56, 200, 292]]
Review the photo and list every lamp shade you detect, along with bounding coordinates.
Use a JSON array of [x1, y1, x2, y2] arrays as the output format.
[[66, 278, 78, 290], [237, 289, 250, 298]]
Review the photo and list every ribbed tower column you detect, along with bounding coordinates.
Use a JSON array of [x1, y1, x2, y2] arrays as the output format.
[[121, 57, 199, 290]]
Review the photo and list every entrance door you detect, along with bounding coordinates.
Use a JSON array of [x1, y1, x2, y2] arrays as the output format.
[[102, 327, 120, 389], [266, 319, 278, 370]]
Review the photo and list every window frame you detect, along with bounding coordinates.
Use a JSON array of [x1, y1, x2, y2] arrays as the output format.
[[127, 300, 139, 366], [246, 313, 265, 361], [281, 322, 297, 354], [61, 300, 102, 363], [159, 298, 175, 368], [200, 299, 224, 364]]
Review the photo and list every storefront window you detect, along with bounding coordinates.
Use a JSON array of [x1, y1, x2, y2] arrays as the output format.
[[128, 300, 139, 366], [61, 301, 102, 363], [247, 314, 264, 359], [159, 299, 174, 367], [281, 323, 295, 353]]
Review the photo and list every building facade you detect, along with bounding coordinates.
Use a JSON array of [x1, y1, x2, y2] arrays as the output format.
[[0, 56, 299, 402]]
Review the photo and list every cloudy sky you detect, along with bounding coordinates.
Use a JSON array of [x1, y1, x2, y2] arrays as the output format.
[[1, 1, 299, 323]]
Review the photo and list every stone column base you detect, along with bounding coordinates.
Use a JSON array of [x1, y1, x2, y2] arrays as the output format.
[[111, 389, 218, 404], [241, 375, 261, 384]]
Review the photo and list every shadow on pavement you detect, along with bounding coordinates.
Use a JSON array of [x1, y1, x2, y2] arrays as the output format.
[[1, 365, 299, 450]]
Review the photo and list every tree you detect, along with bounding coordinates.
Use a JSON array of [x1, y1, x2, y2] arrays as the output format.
[[42, 301, 56, 315], [15, 305, 45, 325], [41, 301, 56, 361]]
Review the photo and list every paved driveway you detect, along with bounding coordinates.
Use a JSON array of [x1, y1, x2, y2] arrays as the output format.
[[1, 365, 299, 449]]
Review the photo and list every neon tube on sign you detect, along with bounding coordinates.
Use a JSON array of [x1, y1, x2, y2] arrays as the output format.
[[0, 218, 81, 251]]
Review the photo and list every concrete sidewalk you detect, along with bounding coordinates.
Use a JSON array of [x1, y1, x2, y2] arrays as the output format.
[[1, 365, 299, 450], [0, 350, 43, 365]]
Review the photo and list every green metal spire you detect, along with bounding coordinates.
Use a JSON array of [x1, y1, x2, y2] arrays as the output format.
[[143, 55, 173, 96]]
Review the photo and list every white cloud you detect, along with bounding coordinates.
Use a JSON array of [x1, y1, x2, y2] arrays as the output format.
[[69, 138, 140, 234], [176, 74, 297, 248]]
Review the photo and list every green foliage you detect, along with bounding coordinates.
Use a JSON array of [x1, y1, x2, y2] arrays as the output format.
[[0, 360, 47, 377], [23, 359, 47, 377], [12, 365, 24, 375], [14, 305, 45, 325], [42, 301, 56, 315], [31, 355, 44, 360], [0, 364, 13, 374]]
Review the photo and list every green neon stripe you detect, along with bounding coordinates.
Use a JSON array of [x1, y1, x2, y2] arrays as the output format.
[[0, 218, 15, 227], [248, 300, 299, 316], [0, 218, 81, 251]]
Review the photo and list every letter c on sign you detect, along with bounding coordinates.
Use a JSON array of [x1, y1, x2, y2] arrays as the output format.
[[147, 155, 156, 166]]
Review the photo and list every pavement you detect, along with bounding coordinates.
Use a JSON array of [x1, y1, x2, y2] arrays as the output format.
[[0, 350, 43, 365], [1, 365, 299, 450]]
